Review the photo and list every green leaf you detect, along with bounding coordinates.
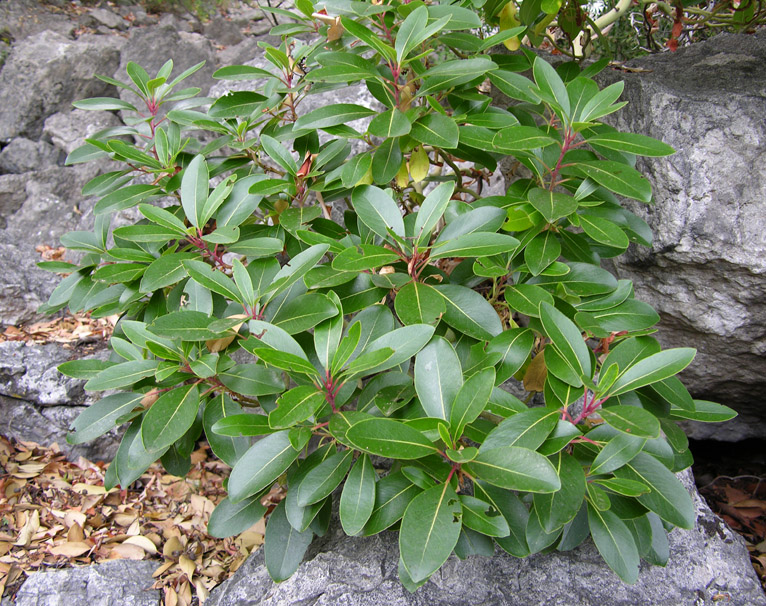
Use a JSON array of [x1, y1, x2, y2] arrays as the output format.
[[219, 363, 284, 397], [524, 231, 561, 277], [600, 405, 661, 439], [140, 252, 198, 292], [84, 360, 158, 391], [351, 184, 405, 240], [590, 433, 646, 475], [528, 188, 578, 223], [333, 244, 401, 272], [184, 259, 241, 303], [67, 392, 143, 444], [368, 108, 411, 138], [409, 113, 459, 149], [269, 386, 324, 429], [180, 155, 209, 228], [211, 413, 275, 437], [399, 483, 462, 583], [148, 310, 221, 341], [488, 70, 539, 104], [265, 244, 330, 300], [330, 321, 361, 375], [433, 284, 502, 341], [94, 184, 161, 215], [264, 500, 313, 582], [492, 126, 557, 153], [533, 57, 570, 117], [208, 494, 267, 538], [608, 348, 696, 397], [141, 385, 200, 452], [579, 214, 629, 248], [464, 447, 561, 493], [271, 293, 339, 335], [395, 281, 445, 326], [459, 494, 510, 537], [347, 418, 438, 459], [73, 97, 137, 112], [341, 153, 373, 188], [294, 104, 376, 131], [594, 477, 650, 497], [414, 336, 463, 421], [669, 399, 737, 423], [363, 324, 435, 374], [487, 329, 535, 384], [340, 454, 377, 536], [340, 16, 396, 61], [614, 452, 695, 529], [504, 284, 554, 317], [208, 91, 267, 118], [203, 394, 250, 467], [228, 431, 299, 502], [372, 138, 403, 184], [297, 449, 354, 506], [58, 359, 115, 380], [475, 481, 530, 557], [587, 504, 640, 584], [227, 237, 284, 259], [533, 452, 586, 533], [396, 5, 429, 62], [213, 64, 276, 80], [539, 301, 591, 381], [260, 135, 298, 175], [586, 132, 674, 157], [481, 408, 559, 451], [569, 161, 652, 203], [431, 232, 519, 259], [414, 182, 455, 243], [362, 471, 420, 536], [575, 299, 660, 335]]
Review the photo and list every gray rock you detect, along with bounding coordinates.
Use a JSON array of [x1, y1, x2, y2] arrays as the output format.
[[597, 30, 766, 440], [204, 15, 245, 47], [0, 396, 120, 461], [0, 0, 76, 42], [0, 163, 102, 325], [8, 560, 160, 606], [0, 341, 119, 459], [0, 31, 124, 142], [0, 137, 60, 174], [88, 8, 128, 31], [43, 109, 122, 155], [116, 25, 216, 107], [208, 471, 765, 606]]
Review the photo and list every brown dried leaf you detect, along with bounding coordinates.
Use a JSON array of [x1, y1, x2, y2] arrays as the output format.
[[50, 541, 92, 558], [108, 543, 145, 560], [123, 535, 158, 555]]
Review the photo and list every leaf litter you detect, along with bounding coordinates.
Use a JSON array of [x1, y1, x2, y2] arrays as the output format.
[[0, 436, 279, 605]]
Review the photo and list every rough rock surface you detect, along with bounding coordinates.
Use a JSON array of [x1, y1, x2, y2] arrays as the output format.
[[0, 341, 118, 460], [0, 137, 60, 174], [0, 31, 124, 141], [208, 472, 765, 606], [597, 30, 766, 440], [0, 163, 103, 326], [43, 109, 122, 155], [2, 560, 160, 606]]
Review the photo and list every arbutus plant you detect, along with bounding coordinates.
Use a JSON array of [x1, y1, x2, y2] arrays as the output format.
[[47, 0, 738, 590]]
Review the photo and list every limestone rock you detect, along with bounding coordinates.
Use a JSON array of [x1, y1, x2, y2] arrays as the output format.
[[596, 30, 766, 440], [208, 471, 765, 606], [87, 8, 128, 31], [204, 16, 244, 47], [0, 31, 124, 142], [5, 560, 160, 606], [43, 109, 122, 155], [0, 137, 60, 174]]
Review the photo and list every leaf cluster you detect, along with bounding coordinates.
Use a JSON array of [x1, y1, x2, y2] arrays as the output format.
[[48, 1, 735, 589]]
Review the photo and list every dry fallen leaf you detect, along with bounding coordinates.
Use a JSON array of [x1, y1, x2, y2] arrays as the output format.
[[49, 541, 92, 558]]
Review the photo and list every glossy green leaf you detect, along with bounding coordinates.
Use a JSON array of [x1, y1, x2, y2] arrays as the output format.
[[409, 113, 459, 149], [362, 471, 420, 536], [67, 392, 143, 444], [347, 418, 438, 459], [539, 301, 592, 380], [590, 433, 646, 475], [587, 504, 640, 584], [84, 359, 158, 391], [394, 281, 445, 325], [180, 155, 209, 228], [368, 108, 411, 138], [297, 449, 354, 506], [399, 483, 462, 583], [294, 104, 376, 131], [414, 336, 463, 421], [586, 132, 674, 157], [450, 367, 495, 440], [351, 184, 405, 240], [219, 364, 285, 397], [340, 454, 377, 536], [141, 385, 200, 452], [434, 284, 502, 341], [208, 494, 267, 538], [228, 431, 299, 502], [533, 452, 586, 533], [464, 447, 561, 493], [609, 348, 696, 397], [600, 405, 661, 439], [528, 188, 578, 223], [481, 408, 559, 452], [264, 500, 313, 582]]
